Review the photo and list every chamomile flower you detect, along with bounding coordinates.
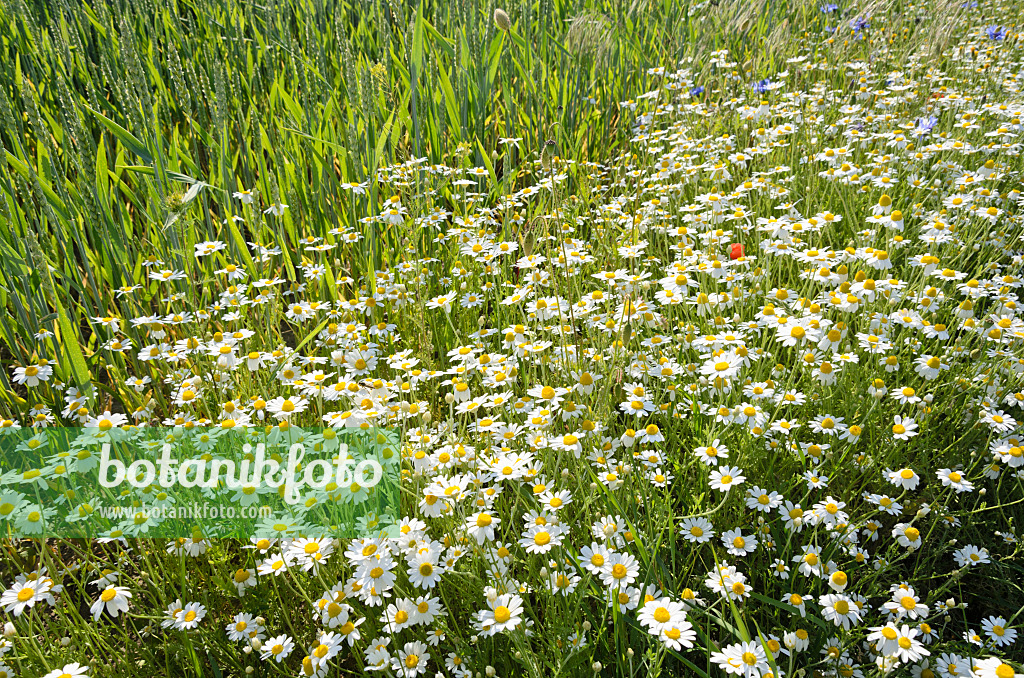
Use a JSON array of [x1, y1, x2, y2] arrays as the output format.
[[90, 585, 132, 621], [709, 465, 746, 492]]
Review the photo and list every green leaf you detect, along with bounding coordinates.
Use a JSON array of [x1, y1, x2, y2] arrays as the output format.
[[95, 133, 108, 199], [54, 293, 91, 386], [436, 64, 462, 135], [509, 29, 528, 51], [475, 138, 498, 187], [411, 0, 426, 75], [727, 594, 752, 643], [208, 651, 224, 678], [422, 19, 455, 58], [117, 164, 199, 185], [272, 82, 305, 125], [83, 106, 153, 164], [225, 216, 257, 275], [295, 317, 330, 355], [487, 33, 503, 84]]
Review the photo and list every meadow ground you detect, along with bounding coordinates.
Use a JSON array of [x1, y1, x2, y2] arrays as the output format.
[[1, 0, 1024, 676]]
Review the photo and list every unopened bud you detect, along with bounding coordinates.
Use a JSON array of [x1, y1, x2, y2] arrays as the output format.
[[493, 8, 511, 31]]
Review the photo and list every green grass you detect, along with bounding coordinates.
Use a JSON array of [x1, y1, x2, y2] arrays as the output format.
[[0, 0, 864, 383]]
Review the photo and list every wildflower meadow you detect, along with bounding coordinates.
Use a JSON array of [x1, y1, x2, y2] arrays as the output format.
[[1, 0, 1023, 676]]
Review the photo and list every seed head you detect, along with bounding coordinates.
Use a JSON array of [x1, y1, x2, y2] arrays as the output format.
[[494, 8, 511, 31]]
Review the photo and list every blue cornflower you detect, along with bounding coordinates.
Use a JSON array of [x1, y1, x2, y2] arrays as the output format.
[[849, 16, 870, 36], [914, 116, 939, 136], [753, 79, 773, 94], [689, 85, 705, 97], [986, 25, 1006, 40], [819, 3, 839, 12]]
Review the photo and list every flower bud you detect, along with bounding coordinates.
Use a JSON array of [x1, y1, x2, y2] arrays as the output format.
[[493, 8, 511, 31]]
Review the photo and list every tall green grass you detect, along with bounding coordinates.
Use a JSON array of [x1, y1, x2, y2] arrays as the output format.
[[0, 0, 857, 398]]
